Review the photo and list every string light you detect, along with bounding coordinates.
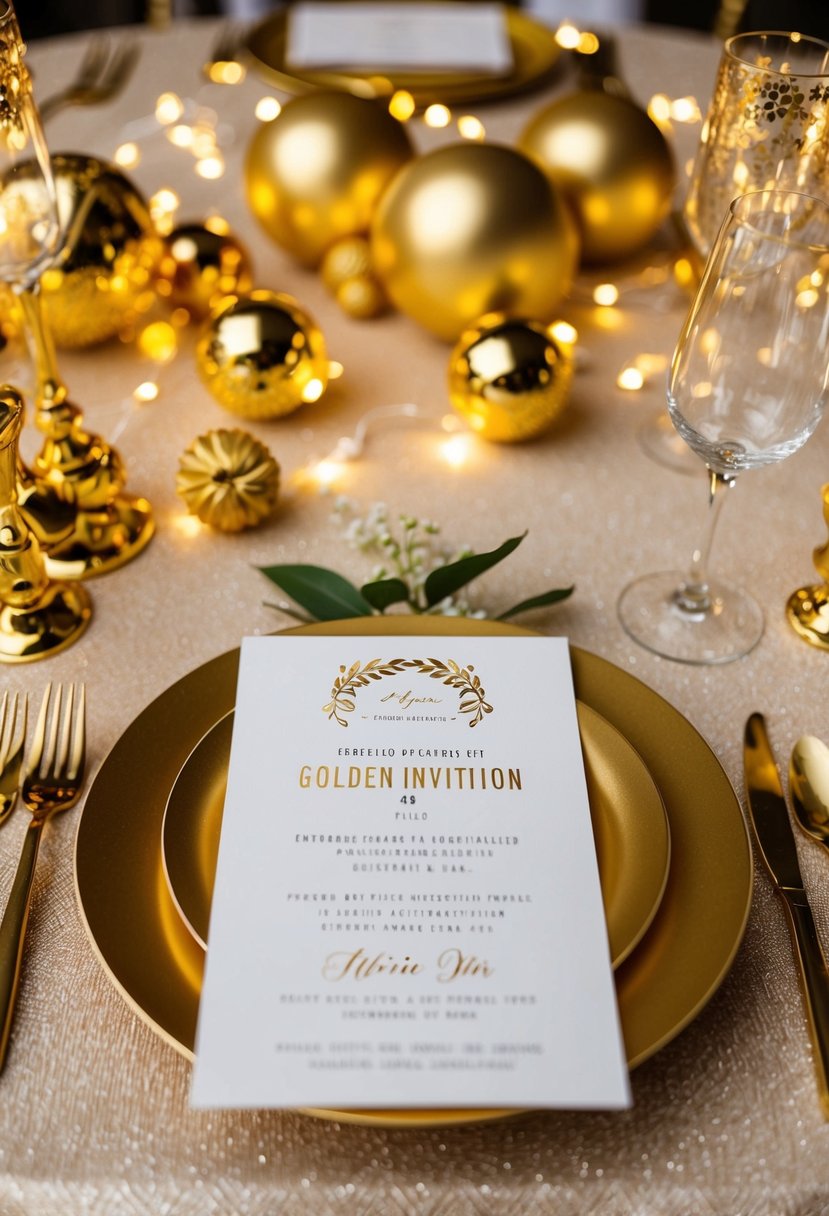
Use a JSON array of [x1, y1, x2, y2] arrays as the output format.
[[439, 433, 473, 468], [457, 115, 485, 141], [155, 92, 184, 125], [593, 283, 619, 307], [617, 367, 645, 391], [206, 59, 245, 85], [424, 104, 451, 128], [255, 97, 282, 122], [615, 352, 669, 391], [555, 22, 582, 49], [133, 380, 160, 403], [196, 154, 225, 180], [138, 321, 178, 364], [549, 320, 578, 348], [389, 91, 416, 122], [114, 142, 141, 168]]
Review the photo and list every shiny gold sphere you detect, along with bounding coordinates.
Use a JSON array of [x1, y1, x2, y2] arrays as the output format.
[[245, 92, 414, 267], [335, 275, 387, 319], [157, 221, 253, 321], [196, 289, 329, 420], [448, 314, 573, 442], [371, 143, 579, 342], [320, 236, 374, 291], [519, 92, 676, 264], [176, 428, 280, 532], [40, 153, 163, 347]]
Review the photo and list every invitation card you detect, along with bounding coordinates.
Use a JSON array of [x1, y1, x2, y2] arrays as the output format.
[[191, 635, 630, 1110]]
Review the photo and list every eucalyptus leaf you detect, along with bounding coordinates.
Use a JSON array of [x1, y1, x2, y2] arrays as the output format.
[[496, 586, 575, 621], [259, 564, 373, 621], [423, 533, 527, 608], [360, 578, 411, 612]]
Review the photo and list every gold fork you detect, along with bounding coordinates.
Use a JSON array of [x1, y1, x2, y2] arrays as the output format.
[[39, 37, 141, 123], [0, 683, 85, 1072], [0, 692, 26, 828]]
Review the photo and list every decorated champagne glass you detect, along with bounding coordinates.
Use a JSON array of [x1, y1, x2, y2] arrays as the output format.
[[619, 189, 829, 665]]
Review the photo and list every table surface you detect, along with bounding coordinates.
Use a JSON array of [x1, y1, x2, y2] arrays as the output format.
[[1, 15, 828, 1215]]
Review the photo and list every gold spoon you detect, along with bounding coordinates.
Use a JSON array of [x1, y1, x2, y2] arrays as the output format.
[[790, 735, 829, 853]]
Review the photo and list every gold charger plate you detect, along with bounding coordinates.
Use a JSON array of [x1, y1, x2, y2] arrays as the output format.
[[244, 7, 562, 108], [74, 619, 752, 1128], [161, 703, 670, 969]]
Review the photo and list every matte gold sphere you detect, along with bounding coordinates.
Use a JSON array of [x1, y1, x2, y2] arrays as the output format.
[[519, 92, 676, 264], [40, 153, 163, 347], [176, 428, 280, 532], [371, 143, 579, 342], [335, 275, 387, 319], [157, 221, 253, 320], [196, 289, 329, 420], [320, 236, 374, 291], [245, 92, 414, 267], [448, 314, 573, 442]]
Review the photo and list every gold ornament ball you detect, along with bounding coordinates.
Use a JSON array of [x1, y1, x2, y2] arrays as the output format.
[[519, 92, 676, 264], [320, 236, 374, 292], [157, 221, 253, 320], [335, 275, 387, 319], [371, 143, 579, 342], [245, 92, 414, 267], [196, 289, 329, 420], [176, 428, 280, 532], [39, 153, 163, 347], [448, 314, 574, 442]]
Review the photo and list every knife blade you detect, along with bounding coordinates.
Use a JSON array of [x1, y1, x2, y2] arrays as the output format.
[[744, 712, 829, 1118]]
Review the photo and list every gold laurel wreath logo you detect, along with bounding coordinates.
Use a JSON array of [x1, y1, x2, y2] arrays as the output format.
[[322, 657, 494, 728]]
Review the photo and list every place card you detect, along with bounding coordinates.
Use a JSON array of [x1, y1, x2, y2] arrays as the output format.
[[191, 635, 630, 1110], [286, 2, 514, 75]]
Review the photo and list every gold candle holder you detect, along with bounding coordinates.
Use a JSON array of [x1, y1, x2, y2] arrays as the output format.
[[0, 386, 91, 662], [786, 484, 829, 651]]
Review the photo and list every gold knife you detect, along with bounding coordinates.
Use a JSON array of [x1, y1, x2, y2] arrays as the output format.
[[744, 712, 829, 1118]]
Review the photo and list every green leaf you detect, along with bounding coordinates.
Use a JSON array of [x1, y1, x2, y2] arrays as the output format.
[[496, 586, 574, 621], [360, 578, 412, 612], [423, 533, 527, 608], [258, 564, 374, 621]]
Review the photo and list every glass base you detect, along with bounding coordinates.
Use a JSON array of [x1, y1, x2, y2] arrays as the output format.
[[618, 570, 764, 665], [638, 412, 699, 476]]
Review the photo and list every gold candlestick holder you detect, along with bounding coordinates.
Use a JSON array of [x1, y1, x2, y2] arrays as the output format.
[[0, 386, 91, 662], [786, 484, 829, 651]]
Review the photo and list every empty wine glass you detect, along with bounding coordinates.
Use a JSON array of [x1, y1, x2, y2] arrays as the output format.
[[618, 189, 829, 665]]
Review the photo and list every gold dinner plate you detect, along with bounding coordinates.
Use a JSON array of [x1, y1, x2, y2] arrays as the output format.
[[74, 619, 752, 1128], [161, 702, 670, 970], [244, 7, 561, 108]]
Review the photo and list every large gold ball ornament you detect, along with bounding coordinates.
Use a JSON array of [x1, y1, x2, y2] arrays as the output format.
[[245, 92, 414, 267], [157, 221, 253, 321], [519, 92, 676, 264], [448, 314, 573, 442], [40, 153, 163, 347], [176, 428, 280, 532], [371, 143, 579, 342], [196, 289, 329, 420]]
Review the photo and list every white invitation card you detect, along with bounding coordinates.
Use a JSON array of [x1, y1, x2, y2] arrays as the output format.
[[191, 635, 630, 1110], [286, 2, 513, 74]]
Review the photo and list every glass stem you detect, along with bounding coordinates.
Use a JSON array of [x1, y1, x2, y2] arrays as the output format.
[[674, 469, 736, 616], [15, 284, 67, 411]]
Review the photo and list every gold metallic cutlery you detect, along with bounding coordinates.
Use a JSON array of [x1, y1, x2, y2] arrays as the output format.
[[790, 736, 829, 855], [744, 713, 829, 1118], [39, 37, 140, 123], [0, 692, 26, 827], [0, 683, 85, 1072]]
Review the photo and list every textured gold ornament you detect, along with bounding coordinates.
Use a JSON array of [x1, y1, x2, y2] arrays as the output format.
[[245, 91, 413, 267], [157, 221, 253, 321], [786, 483, 829, 651], [448, 314, 573, 442], [321, 236, 387, 319], [519, 92, 675, 264], [196, 289, 329, 420], [371, 143, 579, 342], [335, 275, 387, 319], [39, 153, 163, 348], [176, 428, 280, 532]]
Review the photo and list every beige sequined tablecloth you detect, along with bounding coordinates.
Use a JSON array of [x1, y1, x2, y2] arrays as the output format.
[[0, 16, 827, 1216]]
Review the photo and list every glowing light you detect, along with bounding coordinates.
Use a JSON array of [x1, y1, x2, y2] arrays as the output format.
[[577, 31, 600, 54], [150, 188, 180, 217], [691, 380, 713, 398], [458, 114, 485, 141], [204, 214, 230, 236], [617, 367, 645, 391], [549, 320, 578, 347], [133, 380, 159, 403], [440, 433, 473, 468], [196, 155, 225, 180], [328, 361, 344, 380], [424, 103, 451, 128], [797, 287, 820, 308], [175, 514, 203, 538], [167, 124, 194, 149], [138, 321, 178, 364], [810, 270, 824, 287], [255, 96, 282, 122], [700, 327, 720, 355], [671, 96, 701, 123], [192, 125, 218, 157], [314, 459, 344, 488], [593, 283, 619, 307], [207, 60, 245, 85], [634, 352, 668, 377], [302, 378, 325, 403], [441, 413, 462, 433], [155, 92, 184, 125], [114, 142, 141, 169], [389, 90, 416, 122], [555, 22, 581, 49], [756, 347, 773, 366]]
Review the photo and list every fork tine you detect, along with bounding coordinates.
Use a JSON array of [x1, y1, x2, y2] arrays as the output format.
[[0, 693, 8, 765], [75, 36, 111, 87], [101, 41, 140, 92], [54, 684, 74, 781], [27, 683, 51, 778], [69, 685, 86, 782], [43, 684, 62, 779]]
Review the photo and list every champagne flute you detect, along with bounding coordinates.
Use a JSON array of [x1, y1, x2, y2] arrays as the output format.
[[618, 189, 829, 665]]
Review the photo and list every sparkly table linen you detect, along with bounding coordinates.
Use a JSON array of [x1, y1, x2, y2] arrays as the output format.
[[1, 18, 828, 1215]]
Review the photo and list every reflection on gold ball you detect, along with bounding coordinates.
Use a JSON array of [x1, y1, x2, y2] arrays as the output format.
[[320, 236, 374, 291], [519, 92, 676, 264], [196, 289, 329, 420], [371, 143, 579, 342], [245, 92, 413, 266], [336, 275, 387, 319], [176, 428, 280, 532], [40, 153, 163, 347], [448, 314, 573, 442], [157, 221, 253, 320]]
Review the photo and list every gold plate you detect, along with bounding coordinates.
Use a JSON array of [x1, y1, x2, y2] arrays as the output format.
[[74, 619, 752, 1127], [244, 7, 561, 108], [161, 703, 670, 968]]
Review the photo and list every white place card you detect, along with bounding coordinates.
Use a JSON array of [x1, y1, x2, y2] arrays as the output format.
[[191, 635, 630, 1110], [286, 2, 513, 74]]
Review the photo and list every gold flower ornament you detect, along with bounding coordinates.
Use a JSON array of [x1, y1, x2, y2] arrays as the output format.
[[176, 428, 280, 532]]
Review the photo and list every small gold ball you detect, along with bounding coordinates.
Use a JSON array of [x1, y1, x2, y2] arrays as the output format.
[[176, 428, 280, 532], [320, 236, 374, 292], [335, 275, 387, 319], [157, 222, 253, 321], [196, 290, 329, 420], [448, 314, 573, 443]]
